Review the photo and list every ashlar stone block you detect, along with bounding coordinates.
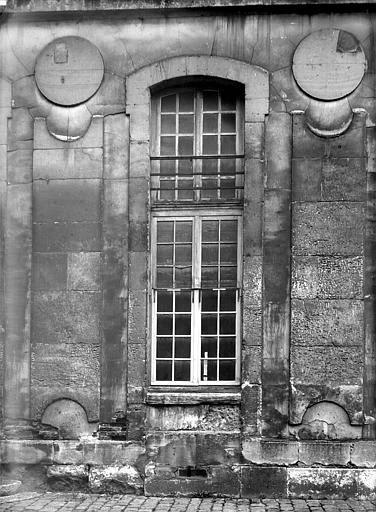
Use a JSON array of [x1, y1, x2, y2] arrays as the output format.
[[67, 252, 101, 291], [292, 202, 364, 256], [33, 148, 103, 180]]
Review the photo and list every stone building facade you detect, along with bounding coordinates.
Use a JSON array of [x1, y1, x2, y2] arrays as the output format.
[[0, 0, 376, 499]]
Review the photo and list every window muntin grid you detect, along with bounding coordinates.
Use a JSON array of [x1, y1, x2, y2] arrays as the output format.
[[152, 87, 244, 203], [152, 214, 241, 385]]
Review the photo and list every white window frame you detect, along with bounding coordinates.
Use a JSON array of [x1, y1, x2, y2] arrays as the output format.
[[151, 208, 242, 386]]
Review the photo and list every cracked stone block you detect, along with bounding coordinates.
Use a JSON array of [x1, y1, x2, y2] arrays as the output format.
[[89, 465, 143, 494]]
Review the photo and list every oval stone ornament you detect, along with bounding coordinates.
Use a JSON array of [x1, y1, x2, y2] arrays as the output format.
[[35, 36, 104, 106], [293, 29, 366, 100]]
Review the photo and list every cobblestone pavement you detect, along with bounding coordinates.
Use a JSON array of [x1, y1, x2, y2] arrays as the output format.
[[0, 493, 375, 512]]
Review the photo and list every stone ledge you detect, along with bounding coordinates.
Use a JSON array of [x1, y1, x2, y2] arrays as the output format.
[[146, 391, 241, 405], [3, 0, 374, 12]]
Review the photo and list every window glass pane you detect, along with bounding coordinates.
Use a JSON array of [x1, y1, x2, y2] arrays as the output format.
[[201, 314, 217, 335], [178, 160, 193, 175], [175, 291, 191, 312], [178, 179, 194, 200], [220, 314, 236, 334], [221, 135, 236, 154], [202, 290, 218, 312], [175, 337, 191, 358], [202, 244, 218, 265], [161, 94, 176, 112], [220, 220, 237, 242], [178, 136, 193, 156], [179, 114, 194, 134], [201, 337, 217, 357], [160, 160, 176, 176], [220, 290, 236, 311], [202, 159, 218, 175], [201, 266, 218, 288], [157, 267, 173, 288], [160, 136, 176, 155], [157, 337, 173, 357], [175, 267, 192, 288], [220, 244, 237, 264], [203, 114, 218, 133], [161, 114, 176, 134], [179, 92, 194, 112], [159, 180, 175, 201], [221, 113, 236, 133], [156, 360, 172, 381], [221, 93, 236, 111], [175, 245, 192, 265], [157, 291, 173, 312], [219, 337, 236, 357], [157, 245, 173, 265], [221, 178, 236, 199], [206, 360, 218, 381], [203, 91, 218, 111], [202, 221, 219, 242], [219, 360, 235, 380], [220, 266, 237, 287], [174, 360, 191, 381], [220, 159, 236, 175], [157, 315, 173, 335], [202, 179, 218, 199], [203, 135, 218, 155], [175, 222, 192, 242], [175, 315, 191, 335]]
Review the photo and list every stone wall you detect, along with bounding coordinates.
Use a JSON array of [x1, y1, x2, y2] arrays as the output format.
[[0, 4, 375, 498]]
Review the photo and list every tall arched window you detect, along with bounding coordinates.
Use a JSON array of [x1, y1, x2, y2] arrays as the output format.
[[151, 81, 244, 385]]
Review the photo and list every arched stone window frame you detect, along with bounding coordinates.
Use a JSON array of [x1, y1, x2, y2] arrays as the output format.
[[124, 56, 269, 407]]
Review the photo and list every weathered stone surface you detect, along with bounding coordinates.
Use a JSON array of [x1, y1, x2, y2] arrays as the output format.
[[89, 465, 143, 494], [292, 256, 363, 299], [322, 158, 366, 201], [67, 252, 100, 291], [145, 464, 240, 497], [242, 439, 298, 465], [104, 114, 129, 180], [291, 346, 363, 386], [291, 401, 362, 441], [52, 441, 85, 465], [241, 385, 261, 436], [292, 202, 364, 256], [31, 291, 100, 345], [299, 442, 351, 466], [242, 346, 261, 383], [7, 149, 33, 184], [8, 108, 33, 151], [32, 253, 67, 291], [33, 222, 101, 252], [351, 442, 376, 468], [31, 342, 100, 421], [33, 179, 101, 223], [291, 299, 363, 347], [42, 399, 96, 440], [146, 406, 240, 432], [47, 465, 89, 491], [287, 468, 357, 499], [33, 148, 103, 180], [0, 441, 53, 465], [290, 384, 363, 426], [0, 480, 21, 496], [241, 466, 287, 498], [83, 441, 144, 466], [46, 105, 93, 142]]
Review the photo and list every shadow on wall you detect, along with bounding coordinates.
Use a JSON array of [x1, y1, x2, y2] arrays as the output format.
[[290, 401, 362, 440], [41, 399, 98, 440]]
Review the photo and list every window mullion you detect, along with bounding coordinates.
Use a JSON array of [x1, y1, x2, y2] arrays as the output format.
[[195, 91, 203, 201]]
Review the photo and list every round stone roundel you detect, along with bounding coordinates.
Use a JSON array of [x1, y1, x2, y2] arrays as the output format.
[[292, 29, 367, 101], [35, 36, 104, 106]]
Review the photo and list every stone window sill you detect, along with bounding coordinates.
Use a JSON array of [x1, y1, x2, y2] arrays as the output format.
[[145, 388, 241, 405]]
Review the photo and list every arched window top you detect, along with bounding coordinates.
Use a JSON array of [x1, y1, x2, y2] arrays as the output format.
[[151, 82, 244, 204]]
